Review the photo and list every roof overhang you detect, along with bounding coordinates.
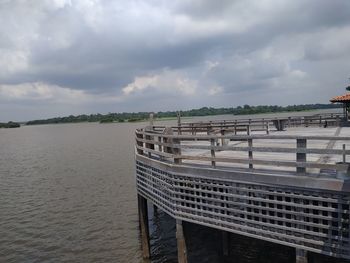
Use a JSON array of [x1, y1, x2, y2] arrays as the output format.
[[330, 93, 350, 103]]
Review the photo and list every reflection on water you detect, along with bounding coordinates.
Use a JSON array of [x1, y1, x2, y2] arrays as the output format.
[[148, 206, 350, 263]]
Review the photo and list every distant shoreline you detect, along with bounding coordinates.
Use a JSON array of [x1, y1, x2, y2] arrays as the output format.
[[0, 122, 21, 128], [24, 103, 341, 126]]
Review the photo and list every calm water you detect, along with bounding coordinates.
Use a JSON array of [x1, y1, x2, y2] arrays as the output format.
[[0, 110, 348, 263]]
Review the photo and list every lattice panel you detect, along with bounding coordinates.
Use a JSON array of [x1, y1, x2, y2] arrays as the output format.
[[136, 161, 350, 259]]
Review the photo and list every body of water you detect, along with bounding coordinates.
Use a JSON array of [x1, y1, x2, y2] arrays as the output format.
[[0, 109, 348, 263]]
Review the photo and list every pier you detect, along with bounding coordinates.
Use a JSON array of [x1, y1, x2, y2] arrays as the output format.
[[135, 113, 350, 263]]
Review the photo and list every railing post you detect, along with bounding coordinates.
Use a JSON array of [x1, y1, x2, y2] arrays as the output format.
[[247, 125, 251, 135], [248, 138, 253, 169], [288, 117, 291, 128], [234, 120, 237, 135], [149, 113, 154, 127], [319, 116, 322, 127], [163, 127, 174, 157], [173, 137, 182, 164], [158, 135, 163, 160], [177, 112, 182, 135], [336, 115, 340, 126], [266, 121, 270, 135], [210, 137, 216, 168], [220, 129, 227, 146], [136, 132, 144, 155], [145, 126, 155, 158], [296, 138, 307, 175], [262, 118, 265, 130], [343, 144, 346, 163]]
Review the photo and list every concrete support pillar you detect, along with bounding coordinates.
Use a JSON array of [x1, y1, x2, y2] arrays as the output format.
[[222, 231, 229, 256], [176, 220, 188, 263], [138, 194, 150, 259], [296, 248, 308, 263]]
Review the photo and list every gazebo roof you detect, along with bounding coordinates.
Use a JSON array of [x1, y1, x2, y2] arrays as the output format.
[[330, 93, 350, 103]]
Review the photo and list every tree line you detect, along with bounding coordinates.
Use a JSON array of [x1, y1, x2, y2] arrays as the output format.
[[0, 121, 20, 128], [25, 103, 340, 125]]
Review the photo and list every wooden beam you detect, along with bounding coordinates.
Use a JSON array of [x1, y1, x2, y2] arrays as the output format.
[[138, 194, 150, 259], [296, 248, 308, 263], [176, 220, 188, 263], [222, 231, 229, 257]]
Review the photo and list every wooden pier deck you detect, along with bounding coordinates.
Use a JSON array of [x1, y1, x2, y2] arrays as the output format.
[[135, 113, 350, 263]]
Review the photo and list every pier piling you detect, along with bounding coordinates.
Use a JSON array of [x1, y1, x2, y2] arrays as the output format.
[[222, 231, 229, 257], [296, 248, 308, 263], [176, 220, 188, 263], [138, 194, 150, 259]]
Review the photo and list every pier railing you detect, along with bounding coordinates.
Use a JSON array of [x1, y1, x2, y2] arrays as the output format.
[[151, 113, 344, 135], [135, 115, 350, 261], [136, 127, 350, 177]]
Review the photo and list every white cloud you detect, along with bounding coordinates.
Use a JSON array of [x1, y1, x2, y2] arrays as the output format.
[[0, 82, 123, 104], [0, 82, 86, 102], [122, 69, 197, 97]]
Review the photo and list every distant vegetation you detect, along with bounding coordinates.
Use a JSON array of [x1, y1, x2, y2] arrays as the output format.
[[25, 103, 341, 125], [0, 121, 20, 128]]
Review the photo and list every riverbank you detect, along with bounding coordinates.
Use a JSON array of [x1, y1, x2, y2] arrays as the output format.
[[0, 122, 20, 128], [25, 104, 340, 126]]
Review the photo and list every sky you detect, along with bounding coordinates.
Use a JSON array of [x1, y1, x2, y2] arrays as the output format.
[[1, 0, 350, 121]]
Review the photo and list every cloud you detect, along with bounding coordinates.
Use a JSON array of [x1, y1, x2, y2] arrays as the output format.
[[0, 82, 90, 103], [122, 69, 197, 96], [0, 82, 122, 104], [1, 0, 350, 121]]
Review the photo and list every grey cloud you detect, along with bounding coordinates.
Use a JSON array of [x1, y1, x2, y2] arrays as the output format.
[[1, 0, 350, 121]]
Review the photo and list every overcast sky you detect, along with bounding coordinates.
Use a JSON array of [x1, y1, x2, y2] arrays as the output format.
[[1, 0, 350, 121]]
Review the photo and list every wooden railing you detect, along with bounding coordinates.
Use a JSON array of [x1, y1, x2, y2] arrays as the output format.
[[151, 113, 345, 135], [135, 127, 350, 177]]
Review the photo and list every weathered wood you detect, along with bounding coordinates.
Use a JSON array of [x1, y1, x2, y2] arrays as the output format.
[[210, 138, 216, 168], [222, 231, 229, 256], [138, 194, 150, 259], [163, 127, 174, 155], [136, 145, 173, 158], [343, 144, 347, 163], [296, 139, 307, 175], [136, 137, 350, 155], [176, 220, 188, 263], [149, 113, 154, 127], [178, 154, 344, 170], [173, 137, 182, 164], [136, 154, 350, 260], [296, 248, 308, 263], [136, 132, 144, 155], [137, 129, 350, 141], [177, 112, 182, 135], [248, 138, 253, 169], [135, 116, 350, 262], [145, 126, 155, 158]]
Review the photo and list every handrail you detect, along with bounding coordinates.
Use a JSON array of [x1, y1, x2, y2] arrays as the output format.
[[135, 120, 350, 177], [148, 113, 345, 136]]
